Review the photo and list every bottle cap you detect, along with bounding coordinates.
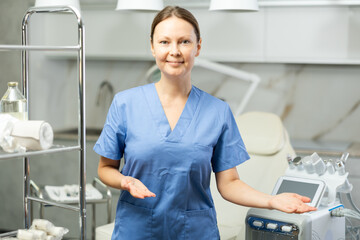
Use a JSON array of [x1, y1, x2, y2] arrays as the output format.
[[8, 82, 18, 87]]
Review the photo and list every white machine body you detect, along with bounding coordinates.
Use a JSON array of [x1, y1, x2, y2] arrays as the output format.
[[245, 152, 351, 240], [246, 205, 345, 240]]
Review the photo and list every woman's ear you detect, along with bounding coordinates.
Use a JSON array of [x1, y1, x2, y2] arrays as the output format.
[[195, 38, 202, 57], [150, 39, 156, 57]]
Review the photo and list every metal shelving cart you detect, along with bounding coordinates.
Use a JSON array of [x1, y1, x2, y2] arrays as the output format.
[[0, 5, 86, 240]]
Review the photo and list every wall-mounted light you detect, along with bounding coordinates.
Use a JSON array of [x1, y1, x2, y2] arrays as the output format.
[[209, 0, 259, 11], [116, 0, 164, 11], [34, 0, 81, 11]]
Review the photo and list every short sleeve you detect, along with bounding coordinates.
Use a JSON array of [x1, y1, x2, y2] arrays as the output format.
[[93, 95, 126, 160], [211, 104, 250, 173]]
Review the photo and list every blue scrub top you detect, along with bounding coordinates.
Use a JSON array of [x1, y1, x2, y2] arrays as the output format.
[[94, 83, 249, 240]]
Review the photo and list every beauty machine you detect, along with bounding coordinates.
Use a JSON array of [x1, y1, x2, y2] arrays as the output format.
[[245, 152, 360, 240]]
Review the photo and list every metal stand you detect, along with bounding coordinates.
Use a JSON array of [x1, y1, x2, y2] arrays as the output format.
[[30, 178, 112, 240], [0, 5, 86, 240]]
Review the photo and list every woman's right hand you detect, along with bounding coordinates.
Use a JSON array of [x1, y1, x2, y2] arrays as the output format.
[[98, 156, 156, 199], [121, 176, 156, 199]]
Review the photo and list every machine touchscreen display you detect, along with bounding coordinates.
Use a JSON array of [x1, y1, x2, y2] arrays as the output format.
[[276, 180, 319, 199], [272, 176, 326, 207]]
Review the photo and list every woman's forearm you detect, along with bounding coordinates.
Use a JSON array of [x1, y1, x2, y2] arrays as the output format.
[[98, 164, 125, 190], [98, 156, 125, 190], [218, 178, 272, 209], [216, 167, 316, 213]]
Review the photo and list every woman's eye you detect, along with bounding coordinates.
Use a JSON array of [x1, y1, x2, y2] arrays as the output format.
[[159, 41, 168, 44], [181, 40, 190, 44]]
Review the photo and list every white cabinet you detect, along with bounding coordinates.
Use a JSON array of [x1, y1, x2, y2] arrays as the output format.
[[197, 6, 360, 64], [193, 9, 265, 62], [44, 6, 360, 64], [265, 7, 360, 63], [45, 10, 155, 60]]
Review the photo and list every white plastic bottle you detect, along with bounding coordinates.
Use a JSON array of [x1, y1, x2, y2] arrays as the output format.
[[0, 82, 28, 120]]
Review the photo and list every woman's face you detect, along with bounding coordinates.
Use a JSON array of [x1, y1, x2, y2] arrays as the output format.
[[151, 16, 201, 80]]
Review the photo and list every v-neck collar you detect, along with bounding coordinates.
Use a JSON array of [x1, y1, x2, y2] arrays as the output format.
[[143, 83, 200, 142]]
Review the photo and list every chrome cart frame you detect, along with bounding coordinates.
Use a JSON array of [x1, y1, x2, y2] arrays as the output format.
[[0, 5, 86, 240]]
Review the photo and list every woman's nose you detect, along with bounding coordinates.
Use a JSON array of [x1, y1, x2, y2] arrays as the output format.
[[169, 44, 180, 56]]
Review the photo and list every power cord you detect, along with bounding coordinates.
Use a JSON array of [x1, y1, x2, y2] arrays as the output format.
[[347, 192, 360, 215], [331, 207, 360, 240], [331, 207, 360, 220]]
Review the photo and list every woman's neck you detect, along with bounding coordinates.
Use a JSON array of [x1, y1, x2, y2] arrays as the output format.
[[155, 75, 192, 99]]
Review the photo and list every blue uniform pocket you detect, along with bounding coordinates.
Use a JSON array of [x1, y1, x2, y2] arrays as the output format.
[[184, 208, 220, 240], [112, 201, 153, 240]]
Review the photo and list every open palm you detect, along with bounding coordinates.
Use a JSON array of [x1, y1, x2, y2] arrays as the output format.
[[121, 176, 156, 199]]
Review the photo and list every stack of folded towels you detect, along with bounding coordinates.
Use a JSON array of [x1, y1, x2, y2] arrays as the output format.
[[2, 219, 69, 240], [45, 184, 103, 203]]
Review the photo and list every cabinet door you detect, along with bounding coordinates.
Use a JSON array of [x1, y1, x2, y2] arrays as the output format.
[[83, 10, 154, 59], [265, 7, 360, 62], [193, 9, 265, 62], [44, 10, 155, 59]]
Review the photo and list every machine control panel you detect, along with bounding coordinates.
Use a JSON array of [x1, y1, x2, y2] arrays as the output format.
[[247, 216, 299, 237]]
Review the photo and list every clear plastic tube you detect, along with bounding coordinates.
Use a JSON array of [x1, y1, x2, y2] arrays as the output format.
[[347, 193, 360, 214]]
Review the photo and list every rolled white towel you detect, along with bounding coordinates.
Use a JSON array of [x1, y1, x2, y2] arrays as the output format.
[[28, 229, 46, 240], [45, 236, 58, 240], [11, 121, 53, 151], [48, 227, 69, 239], [31, 219, 55, 234], [17, 229, 34, 240]]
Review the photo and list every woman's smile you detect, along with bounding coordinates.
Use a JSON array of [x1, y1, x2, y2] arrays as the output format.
[[166, 59, 185, 66]]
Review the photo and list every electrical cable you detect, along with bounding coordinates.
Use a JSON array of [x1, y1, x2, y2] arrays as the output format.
[[331, 208, 360, 220], [331, 207, 360, 240], [347, 193, 360, 215], [346, 217, 357, 240]]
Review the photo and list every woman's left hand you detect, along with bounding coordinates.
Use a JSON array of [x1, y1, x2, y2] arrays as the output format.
[[268, 193, 317, 213]]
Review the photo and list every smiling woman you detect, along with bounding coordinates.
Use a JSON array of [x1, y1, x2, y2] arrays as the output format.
[[94, 6, 316, 240]]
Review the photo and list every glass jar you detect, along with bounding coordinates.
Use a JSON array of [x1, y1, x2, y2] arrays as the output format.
[[0, 82, 28, 120]]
